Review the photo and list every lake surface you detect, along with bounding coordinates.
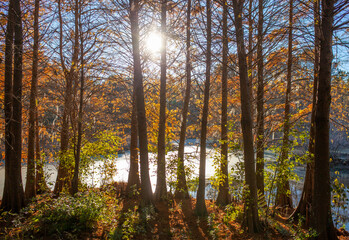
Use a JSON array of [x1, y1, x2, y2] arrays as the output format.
[[0, 145, 239, 198], [0, 144, 348, 229]]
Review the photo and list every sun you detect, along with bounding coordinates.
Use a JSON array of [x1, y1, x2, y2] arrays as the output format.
[[146, 31, 163, 54]]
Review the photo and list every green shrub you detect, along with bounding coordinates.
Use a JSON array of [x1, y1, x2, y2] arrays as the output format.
[[109, 206, 144, 240], [37, 192, 105, 235], [222, 203, 243, 225]]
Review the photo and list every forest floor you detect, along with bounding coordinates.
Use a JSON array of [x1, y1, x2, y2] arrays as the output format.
[[0, 188, 349, 240]]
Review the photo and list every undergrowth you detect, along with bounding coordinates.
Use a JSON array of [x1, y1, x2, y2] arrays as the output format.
[[0, 190, 117, 239]]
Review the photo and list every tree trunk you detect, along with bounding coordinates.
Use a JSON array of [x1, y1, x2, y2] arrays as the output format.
[[275, 0, 293, 210], [54, 0, 71, 194], [155, 0, 168, 201], [311, 0, 337, 238], [130, 0, 153, 207], [232, 0, 260, 233], [1, 0, 26, 212], [255, 0, 264, 195], [216, 0, 230, 206], [54, 0, 80, 194], [126, 91, 141, 196], [2, 0, 15, 212], [25, 0, 40, 200], [289, 0, 319, 226], [35, 109, 47, 193], [54, 79, 73, 194], [247, 0, 254, 113], [71, 5, 84, 195], [174, 0, 191, 200], [195, 0, 211, 217]]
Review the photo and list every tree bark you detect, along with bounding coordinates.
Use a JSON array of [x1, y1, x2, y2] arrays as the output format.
[[25, 0, 40, 200], [54, 0, 71, 194], [155, 0, 168, 201], [275, 0, 293, 210], [216, 0, 230, 206], [126, 91, 141, 196], [2, 0, 15, 212], [54, 0, 80, 194], [311, 0, 337, 238], [232, 0, 260, 233], [71, 3, 84, 195], [247, 0, 254, 113], [289, 0, 319, 226], [195, 0, 211, 217], [255, 0, 265, 196], [174, 0, 191, 200], [1, 0, 26, 212], [35, 109, 47, 193], [130, 0, 153, 207], [54, 79, 73, 194]]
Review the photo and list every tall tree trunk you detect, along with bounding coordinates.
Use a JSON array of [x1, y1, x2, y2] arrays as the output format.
[[54, 0, 71, 194], [54, 80, 73, 194], [275, 0, 293, 210], [174, 0, 191, 200], [130, 0, 153, 207], [12, 0, 24, 210], [2, 0, 15, 212], [289, 0, 319, 226], [35, 109, 47, 193], [195, 0, 211, 217], [255, 0, 264, 195], [25, 0, 40, 200], [54, 0, 80, 194], [71, 5, 84, 195], [247, 0, 254, 111], [126, 91, 141, 196], [1, 0, 26, 212], [155, 0, 168, 201], [232, 0, 260, 233], [216, 0, 230, 206], [311, 0, 337, 238]]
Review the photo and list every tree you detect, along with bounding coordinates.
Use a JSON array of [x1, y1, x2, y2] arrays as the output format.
[[311, 0, 337, 238], [247, 0, 254, 111], [1, 0, 25, 212], [216, 0, 230, 206], [255, 0, 265, 196], [71, 1, 84, 195], [126, 91, 141, 196], [275, 0, 294, 211], [195, 0, 211, 217], [232, 0, 260, 233], [54, 0, 80, 194], [174, 0, 191, 200], [289, 0, 320, 226], [130, 0, 153, 207], [155, 0, 168, 201], [25, 0, 40, 200], [35, 108, 47, 193]]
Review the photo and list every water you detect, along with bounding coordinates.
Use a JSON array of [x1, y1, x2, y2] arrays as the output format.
[[0, 144, 348, 229], [0, 145, 240, 198]]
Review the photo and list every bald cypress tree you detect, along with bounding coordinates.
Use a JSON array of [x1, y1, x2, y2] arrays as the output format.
[[232, 0, 261, 233], [155, 0, 168, 201], [311, 0, 337, 238], [1, 0, 25, 213], [25, 0, 40, 199], [130, 0, 153, 207], [175, 0, 191, 200], [216, 0, 230, 206], [195, 0, 212, 217]]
